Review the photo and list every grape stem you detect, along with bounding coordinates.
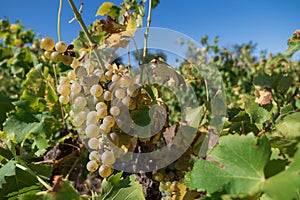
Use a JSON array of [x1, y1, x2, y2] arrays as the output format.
[[57, 0, 62, 41], [67, 0, 105, 71], [140, 0, 152, 83], [143, 0, 152, 63]]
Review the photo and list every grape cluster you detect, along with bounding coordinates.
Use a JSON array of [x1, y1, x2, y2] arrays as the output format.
[[45, 37, 143, 178], [41, 37, 75, 66], [158, 181, 181, 200]]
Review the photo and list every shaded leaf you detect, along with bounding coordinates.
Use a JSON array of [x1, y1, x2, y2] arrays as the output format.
[[0, 160, 17, 188], [263, 143, 300, 200]]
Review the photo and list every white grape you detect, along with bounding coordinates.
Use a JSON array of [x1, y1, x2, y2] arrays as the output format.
[[59, 76, 70, 86], [97, 108, 108, 119], [99, 123, 110, 134], [59, 95, 69, 105], [90, 84, 103, 97], [96, 102, 107, 110], [57, 85, 70, 96], [101, 151, 116, 165], [86, 111, 99, 124], [74, 96, 87, 108], [68, 70, 76, 81], [89, 151, 100, 161], [103, 116, 115, 127], [85, 124, 100, 138], [110, 106, 120, 116], [71, 58, 80, 69], [105, 71, 113, 80], [88, 138, 100, 149], [86, 160, 99, 172], [108, 82, 116, 91], [72, 115, 85, 127], [111, 74, 120, 83], [122, 96, 132, 107], [77, 126, 86, 135], [103, 91, 112, 101], [119, 74, 133, 87], [71, 82, 81, 94], [98, 164, 112, 178], [114, 88, 126, 99], [127, 84, 139, 97]]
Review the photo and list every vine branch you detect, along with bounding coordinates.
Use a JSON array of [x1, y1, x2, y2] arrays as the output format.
[[142, 0, 152, 64], [67, 0, 105, 71]]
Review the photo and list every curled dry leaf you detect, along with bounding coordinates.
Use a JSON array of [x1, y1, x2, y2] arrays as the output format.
[[255, 88, 272, 106]]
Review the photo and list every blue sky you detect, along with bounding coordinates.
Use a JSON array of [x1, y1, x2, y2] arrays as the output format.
[[1, 0, 300, 56]]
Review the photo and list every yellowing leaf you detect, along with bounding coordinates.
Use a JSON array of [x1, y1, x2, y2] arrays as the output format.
[[124, 16, 137, 37], [104, 33, 129, 48], [96, 2, 115, 16]]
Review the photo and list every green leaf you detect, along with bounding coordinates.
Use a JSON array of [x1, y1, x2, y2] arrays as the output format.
[[0, 160, 17, 188], [275, 112, 300, 138], [190, 134, 270, 195], [286, 36, 300, 57], [97, 173, 145, 200], [96, 2, 120, 18], [0, 94, 14, 129], [245, 100, 271, 124], [253, 74, 272, 88], [151, 0, 160, 8], [4, 114, 43, 143], [53, 180, 80, 200], [276, 75, 293, 94], [263, 143, 300, 200]]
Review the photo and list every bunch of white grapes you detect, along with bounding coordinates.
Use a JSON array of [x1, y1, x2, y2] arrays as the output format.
[[159, 181, 180, 200], [43, 37, 141, 178]]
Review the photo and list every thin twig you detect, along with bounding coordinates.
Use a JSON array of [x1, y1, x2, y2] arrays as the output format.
[[142, 0, 152, 64], [52, 64, 65, 124], [57, 0, 63, 41]]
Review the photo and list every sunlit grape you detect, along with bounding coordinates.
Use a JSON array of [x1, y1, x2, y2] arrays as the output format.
[[98, 164, 112, 178], [86, 160, 99, 172], [41, 37, 55, 51]]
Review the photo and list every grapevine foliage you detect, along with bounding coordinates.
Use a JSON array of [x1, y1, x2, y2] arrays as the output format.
[[0, 1, 300, 200]]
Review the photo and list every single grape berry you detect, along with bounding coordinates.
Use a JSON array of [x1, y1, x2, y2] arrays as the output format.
[[74, 96, 87, 108], [55, 41, 67, 53], [97, 108, 108, 119], [98, 164, 112, 178], [90, 84, 103, 97], [50, 51, 63, 63], [85, 124, 100, 138], [96, 102, 107, 110], [44, 51, 52, 59], [41, 37, 55, 51], [59, 95, 69, 105], [86, 160, 99, 172], [114, 88, 126, 99], [110, 106, 120, 116], [88, 138, 100, 149], [89, 151, 100, 161], [57, 85, 70, 96], [103, 115, 115, 127], [62, 55, 73, 66], [101, 151, 116, 165]]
